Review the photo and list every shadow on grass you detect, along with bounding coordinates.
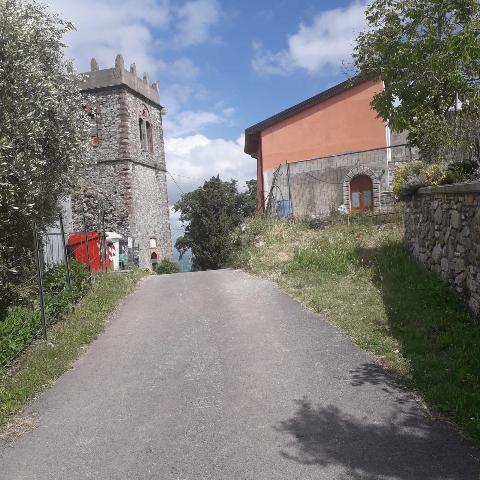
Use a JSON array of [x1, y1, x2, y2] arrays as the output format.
[[355, 241, 480, 442], [276, 398, 480, 480]]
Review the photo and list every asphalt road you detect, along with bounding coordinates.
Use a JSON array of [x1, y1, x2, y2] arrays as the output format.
[[1, 270, 479, 479]]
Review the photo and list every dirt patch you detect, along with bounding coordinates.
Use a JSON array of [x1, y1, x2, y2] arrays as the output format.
[[276, 251, 291, 262], [0, 414, 38, 443]]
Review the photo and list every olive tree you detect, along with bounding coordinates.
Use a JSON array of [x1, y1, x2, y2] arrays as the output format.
[[0, 0, 89, 312]]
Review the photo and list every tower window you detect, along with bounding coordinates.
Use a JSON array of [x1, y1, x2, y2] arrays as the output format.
[[83, 102, 102, 146], [139, 118, 147, 151], [146, 121, 154, 153]]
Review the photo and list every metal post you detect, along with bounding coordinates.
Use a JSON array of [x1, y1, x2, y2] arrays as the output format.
[[83, 214, 91, 273], [101, 205, 106, 272], [98, 205, 103, 272], [59, 214, 72, 289], [286, 162, 294, 219], [33, 222, 48, 340]]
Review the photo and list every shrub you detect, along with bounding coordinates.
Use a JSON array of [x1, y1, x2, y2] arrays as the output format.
[[0, 306, 39, 366], [43, 261, 90, 322], [0, 261, 91, 366], [156, 259, 179, 275], [392, 161, 450, 199]]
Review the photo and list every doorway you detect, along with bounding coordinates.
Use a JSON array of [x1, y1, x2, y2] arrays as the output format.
[[150, 252, 158, 271], [350, 175, 373, 213]]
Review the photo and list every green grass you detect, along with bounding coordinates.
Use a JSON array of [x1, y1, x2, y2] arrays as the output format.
[[232, 217, 480, 442], [0, 270, 147, 430]]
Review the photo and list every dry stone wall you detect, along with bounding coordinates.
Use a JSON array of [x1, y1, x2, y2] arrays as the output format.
[[405, 182, 480, 315]]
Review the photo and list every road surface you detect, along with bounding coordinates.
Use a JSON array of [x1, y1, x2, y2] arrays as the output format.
[[1, 270, 479, 479]]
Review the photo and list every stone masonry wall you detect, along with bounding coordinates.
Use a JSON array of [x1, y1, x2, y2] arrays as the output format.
[[71, 56, 172, 269], [405, 182, 480, 315], [72, 90, 132, 234], [131, 164, 171, 267]]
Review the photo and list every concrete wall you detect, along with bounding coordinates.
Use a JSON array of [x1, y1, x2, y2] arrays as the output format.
[[260, 80, 386, 171], [265, 144, 410, 218], [405, 182, 480, 315]]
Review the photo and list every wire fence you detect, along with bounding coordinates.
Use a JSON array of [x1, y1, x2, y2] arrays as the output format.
[[0, 216, 87, 369], [264, 144, 414, 220], [0, 203, 139, 369]]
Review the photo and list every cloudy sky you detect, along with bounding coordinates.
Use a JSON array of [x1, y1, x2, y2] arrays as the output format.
[[46, 0, 368, 238]]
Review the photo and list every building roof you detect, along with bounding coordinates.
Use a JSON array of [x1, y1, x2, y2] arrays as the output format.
[[244, 75, 366, 156]]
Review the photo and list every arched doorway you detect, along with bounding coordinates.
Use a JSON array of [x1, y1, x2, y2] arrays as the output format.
[[150, 252, 158, 271], [350, 175, 373, 213]]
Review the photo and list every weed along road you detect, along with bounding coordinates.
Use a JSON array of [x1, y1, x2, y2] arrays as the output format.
[[1, 270, 479, 479]]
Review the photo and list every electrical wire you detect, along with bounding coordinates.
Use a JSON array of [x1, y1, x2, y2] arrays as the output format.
[[167, 171, 185, 194]]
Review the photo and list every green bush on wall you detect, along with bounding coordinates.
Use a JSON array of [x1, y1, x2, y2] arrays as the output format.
[[392, 161, 450, 199]]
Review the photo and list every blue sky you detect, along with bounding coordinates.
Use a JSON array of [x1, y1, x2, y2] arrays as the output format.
[[46, 0, 369, 227]]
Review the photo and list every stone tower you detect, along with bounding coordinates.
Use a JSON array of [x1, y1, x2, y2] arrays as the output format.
[[73, 54, 172, 269]]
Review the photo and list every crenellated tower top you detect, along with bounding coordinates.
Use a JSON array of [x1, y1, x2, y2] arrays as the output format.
[[81, 54, 161, 106]]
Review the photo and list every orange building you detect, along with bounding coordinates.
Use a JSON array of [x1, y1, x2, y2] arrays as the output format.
[[244, 77, 411, 216]]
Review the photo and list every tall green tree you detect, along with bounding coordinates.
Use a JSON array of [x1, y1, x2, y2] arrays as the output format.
[[0, 0, 89, 311], [238, 179, 257, 218], [354, 0, 480, 164], [174, 177, 256, 271]]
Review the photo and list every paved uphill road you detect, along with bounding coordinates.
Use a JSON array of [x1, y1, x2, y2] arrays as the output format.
[[1, 270, 479, 479]]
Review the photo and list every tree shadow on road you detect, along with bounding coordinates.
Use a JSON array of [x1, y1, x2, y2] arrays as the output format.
[[349, 363, 417, 406], [276, 397, 480, 480]]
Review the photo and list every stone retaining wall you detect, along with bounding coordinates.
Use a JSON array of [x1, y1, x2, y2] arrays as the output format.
[[405, 182, 480, 315]]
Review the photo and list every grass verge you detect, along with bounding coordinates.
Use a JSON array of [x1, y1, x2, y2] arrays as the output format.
[[0, 270, 147, 430], [232, 217, 480, 443]]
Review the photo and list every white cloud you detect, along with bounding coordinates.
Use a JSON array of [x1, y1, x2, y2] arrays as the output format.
[[165, 134, 255, 205], [46, 0, 222, 75], [169, 205, 185, 243], [252, 42, 292, 77], [175, 0, 222, 47], [252, 1, 368, 76], [47, 0, 171, 75], [222, 106, 236, 117], [164, 57, 200, 81], [163, 110, 223, 137]]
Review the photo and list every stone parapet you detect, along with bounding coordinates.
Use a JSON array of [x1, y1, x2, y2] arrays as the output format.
[[405, 181, 480, 315], [81, 54, 161, 107]]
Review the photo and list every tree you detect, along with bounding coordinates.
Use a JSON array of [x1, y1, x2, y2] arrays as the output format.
[[174, 177, 256, 271], [354, 0, 480, 164], [238, 179, 257, 218], [0, 0, 89, 312]]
